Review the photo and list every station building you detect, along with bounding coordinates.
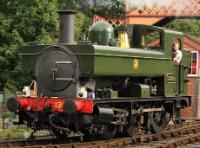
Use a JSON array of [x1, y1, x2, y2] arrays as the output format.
[[181, 36, 200, 119]]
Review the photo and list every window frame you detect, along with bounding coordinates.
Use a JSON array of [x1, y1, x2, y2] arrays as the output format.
[[146, 30, 163, 51], [188, 51, 199, 77], [131, 27, 164, 51]]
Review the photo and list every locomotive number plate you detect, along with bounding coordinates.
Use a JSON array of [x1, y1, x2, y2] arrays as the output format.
[[166, 74, 175, 83]]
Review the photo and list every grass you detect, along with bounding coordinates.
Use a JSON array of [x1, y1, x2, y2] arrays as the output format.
[[0, 127, 50, 139], [0, 128, 26, 139]]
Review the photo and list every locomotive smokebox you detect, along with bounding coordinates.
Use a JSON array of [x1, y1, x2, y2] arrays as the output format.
[[58, 10, 77, 44]]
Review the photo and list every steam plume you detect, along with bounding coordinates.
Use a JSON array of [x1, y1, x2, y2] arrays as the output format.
[[125, 0, 197, 15]]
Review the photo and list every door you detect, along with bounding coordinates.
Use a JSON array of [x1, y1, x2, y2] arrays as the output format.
[[172, 38, 182, 95]]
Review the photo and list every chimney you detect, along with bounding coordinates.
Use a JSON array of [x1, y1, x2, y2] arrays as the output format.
[[57, 10, 77, 44]]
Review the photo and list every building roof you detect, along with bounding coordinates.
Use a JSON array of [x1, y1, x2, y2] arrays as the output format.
[[184, 35, 200, 51], [93, 15, 125, 26]]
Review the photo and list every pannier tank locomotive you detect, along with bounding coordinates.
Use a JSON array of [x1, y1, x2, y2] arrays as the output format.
[[7, 10, 191, 139]]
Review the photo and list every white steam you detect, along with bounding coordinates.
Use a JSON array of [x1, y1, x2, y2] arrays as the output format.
[[125, 0, 197, 15], [126, 0, 173, 9], [24, 131, 31, 139]]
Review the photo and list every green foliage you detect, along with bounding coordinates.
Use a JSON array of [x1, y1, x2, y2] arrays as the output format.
[[92, 1, 125, 18], [57, 0, 92, 11], [10, 0, 59, 43], [166, 19, 200, 38], [75, 12, 92, 41], [146, 30, 160, 46], [0, 12, 23, 69], [0, 128, 26, 139], [0, 0, 59, 95]]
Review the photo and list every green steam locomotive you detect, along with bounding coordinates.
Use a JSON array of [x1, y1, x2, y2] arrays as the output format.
[[7, 10, 190, 140]]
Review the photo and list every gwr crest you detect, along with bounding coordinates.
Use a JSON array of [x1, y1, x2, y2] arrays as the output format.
[[133, 59, 139, 70]]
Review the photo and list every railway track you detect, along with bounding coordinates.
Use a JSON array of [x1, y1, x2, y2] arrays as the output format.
[[1, 121, 200, 148], [0, 137, 59, 148], [132, 122, 200, 148]]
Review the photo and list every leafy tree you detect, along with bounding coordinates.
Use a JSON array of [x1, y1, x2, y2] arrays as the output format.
[[57, 0, 91, 11], [75, 12, 92, 41], [11, 0, 59, 44], [91, 1, 125, 18], [166, 19, 200, 38], [0, 0, 59, 93]]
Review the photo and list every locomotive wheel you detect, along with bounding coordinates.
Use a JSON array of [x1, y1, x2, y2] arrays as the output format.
[[50, 128, 67, 140], [148, 109, 166, 133], [174, 108, 182, 124], [127, 115, 140, 143], [102, 124, 118, 140]]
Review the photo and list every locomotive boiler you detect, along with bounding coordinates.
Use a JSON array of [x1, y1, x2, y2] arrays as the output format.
[[7, 10, 191, 140]]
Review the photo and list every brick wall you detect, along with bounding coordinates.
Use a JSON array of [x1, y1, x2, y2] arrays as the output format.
[[181, 78, 199, 119]]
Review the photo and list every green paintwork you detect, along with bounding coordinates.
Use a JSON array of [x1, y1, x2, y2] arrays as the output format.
[[129, 84, 150, 97], [88, 21, 114, 46], [20, 44, 50, 72], [110, 90, 118, 99], [69, 45, 170, 76], [20, 24, 190, 97]]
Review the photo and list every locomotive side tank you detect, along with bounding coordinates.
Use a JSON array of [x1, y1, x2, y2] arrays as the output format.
[[7, 10, 191, 140], [20, 24, 190, 98]]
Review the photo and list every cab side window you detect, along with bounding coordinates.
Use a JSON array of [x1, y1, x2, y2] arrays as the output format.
[[132, 27, 163, 51], [146, 30, 162, 50]]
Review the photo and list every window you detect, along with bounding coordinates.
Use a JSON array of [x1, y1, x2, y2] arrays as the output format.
[[146, 30, 162, 50], [132, 27, 163, 51], [188, 51, 198, 76]]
